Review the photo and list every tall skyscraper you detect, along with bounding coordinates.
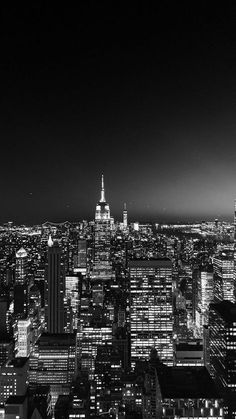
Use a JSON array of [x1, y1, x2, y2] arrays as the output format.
[[123, 202, 128, 230], [213, 251, 235, 303], [209, 301, 236, 416], [45, 237, 65, 334], [195, 268, 214, 331], [14, 248, 28, 319], [234, 198, 236, 301], [129, 258, 173, 367], [15, 248, 28, 284], [93, 175, 113, 279]]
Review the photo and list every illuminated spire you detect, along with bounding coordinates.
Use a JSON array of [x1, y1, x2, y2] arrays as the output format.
[[124, 202, 127, 211], [48, 234, 54, 247], [100, 174, 106, 202]]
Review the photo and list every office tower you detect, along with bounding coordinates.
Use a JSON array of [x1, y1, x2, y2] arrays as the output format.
[[29, 332, 76, 408], [129, 258, 173, 367], [14, 248, 29, 319], [28, 285, 43, 345], [0, 296, 8, 335], [0, 338, 13, 367], [0, 358, 28, 404], [45, 238, 65, 334], [14, 283, 28, 318], [14, 317, 31, 357], [213, 251, 235, 303], [123, 202, 128, 230], [78, 239, 87, 269], [77, 306, 112, 378], [15, 248, 28, 284], [209, 301, 236, 414], [94, 345, 123, 415], [143, 366, 223, 418], [196, 269, 213, 331], [65, 275, 79, 330], [234, 198, 236, 301], [93, 175, 112, 279], [92, 283, 104, 306]]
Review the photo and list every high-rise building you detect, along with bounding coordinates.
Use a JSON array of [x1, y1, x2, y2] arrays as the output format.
[[0, 297, 8, 335], [29, 333, 76, 408], [129, 258, 173, 367], [123, 203, 128, 230], [78, 240, 87, 269], [45, 238, 65, 334], [93, 175, 113, 279], [14, 248, 28, 319], [65, 275, 79, 330], [15, 248, 28, 284], [234, 198, 236, 302], [143, 366, 223, 419], [0, 338, 13, 368], [213, 252, 235, 303], [0, 358, 28, 404], [196, 268, 213, 331], [14, 317, 31, 358], [77, 306, 112, 378], [209, 301, 236, 416]]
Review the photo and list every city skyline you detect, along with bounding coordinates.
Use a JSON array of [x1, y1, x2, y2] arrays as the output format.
[[0, 173, 236, 225], [1, 4, 236, 223]]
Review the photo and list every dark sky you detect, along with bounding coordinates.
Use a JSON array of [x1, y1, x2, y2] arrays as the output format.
[[1, 3, 236, 224]]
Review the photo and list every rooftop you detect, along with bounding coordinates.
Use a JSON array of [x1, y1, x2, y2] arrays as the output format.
[[210, 301, 236, 323], [36, 332, 76, 346], [4, 357, 28, 368], [157, 367, 220, 399], [176, 342, 203, 352], [129, 258, 172, 268], [5, 395, 27, 404]]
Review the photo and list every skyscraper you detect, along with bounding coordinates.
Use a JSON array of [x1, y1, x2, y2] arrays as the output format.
[[123, 202, 128, 230], [209, 301, 236, 416], [213, 251, 235, 303], [129, 258, 173, 367], [93, 175, 113, 279], [45, 237, 65, 334], [15, 248, 28, 284], [29, 332, 76, 408], [14, 248, 28, 318]]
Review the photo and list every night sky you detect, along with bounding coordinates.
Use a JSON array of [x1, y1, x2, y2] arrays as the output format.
[[1, 3, 236, 224]]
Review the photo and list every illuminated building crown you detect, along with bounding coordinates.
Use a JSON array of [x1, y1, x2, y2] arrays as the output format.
[[95, 174, 110, 221]]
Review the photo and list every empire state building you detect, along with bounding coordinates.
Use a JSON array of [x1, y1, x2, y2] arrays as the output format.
[[93, 175, 113, 279]]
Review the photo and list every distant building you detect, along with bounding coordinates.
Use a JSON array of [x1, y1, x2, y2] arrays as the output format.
[[93, 175, 113, 279], [123, 203, 128, 230]]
